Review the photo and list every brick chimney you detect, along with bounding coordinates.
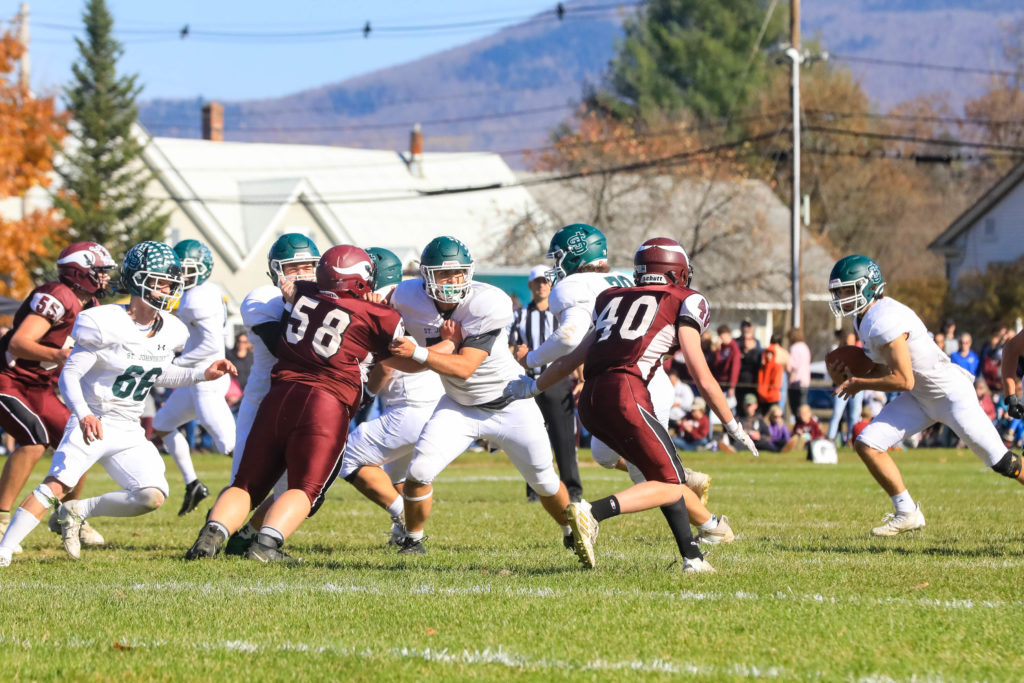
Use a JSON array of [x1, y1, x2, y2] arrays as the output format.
[[202, 102, 224, 142], [408, 123, 423, 177]]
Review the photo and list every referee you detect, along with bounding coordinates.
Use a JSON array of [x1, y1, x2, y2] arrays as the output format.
[[510, 266, 582, 503]]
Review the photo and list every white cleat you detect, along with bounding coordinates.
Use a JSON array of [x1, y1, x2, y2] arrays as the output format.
[[58, 500, 85, 560], [697, 515, 735, 545], [79, 521, 105, 547], [0, 546, 11, 567], [684, 468, 711, 506], [870, 504, 926, 537], [0, 516, 23, 554], [565, 500, 599, 569], [682, 556, 716, 573]]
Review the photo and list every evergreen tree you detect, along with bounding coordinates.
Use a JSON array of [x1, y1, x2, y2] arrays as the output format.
[[600, 0, 786, 123], [53, 0, 168, 262]]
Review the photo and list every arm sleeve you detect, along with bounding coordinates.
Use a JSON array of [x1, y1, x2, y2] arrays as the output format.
[[525, 305, 592, 368], [462, 328, 501, 354], [251, 320, 284, 357], [58, 347, 99, 421], [156, 364, 207, 388], [173, 315, 223, 366]]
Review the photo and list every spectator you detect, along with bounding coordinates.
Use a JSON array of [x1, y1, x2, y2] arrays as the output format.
[[828, 330, 865, 446], [975, 378, 997, 422], [757, 335, 787, 415], [851, 406, 873, 442], [673, 397, 711, 451], [932, 331, 946, 351], [765, 405, 791, 452], [950, 332, 979, 378], [226, 332, 255, 391], [783, 403, 823, 452], [736, 321, 762, 408], [666, 368, 695, 432], [979, 327, 1006, 396], [738, 393, 773, 452], [943, 318, 959, 356], [786, 328, 811, 418], [710, 324, 740, 402]]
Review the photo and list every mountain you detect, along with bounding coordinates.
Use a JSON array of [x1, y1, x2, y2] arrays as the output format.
[[138, 0, 1024, 168]]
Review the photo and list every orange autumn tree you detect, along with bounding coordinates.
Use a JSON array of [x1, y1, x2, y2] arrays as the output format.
[[0, 16, 69, 299]]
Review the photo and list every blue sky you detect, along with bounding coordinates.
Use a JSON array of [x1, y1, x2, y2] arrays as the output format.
[[15, 1, 566, 101]]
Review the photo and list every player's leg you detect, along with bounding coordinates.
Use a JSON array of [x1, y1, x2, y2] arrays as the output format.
[[152, 386, 208, 514], [931, 385, 1024, 484], [855, 393, 931, 536], [647, 369, 712, 505], [402, 397, 477, 553]]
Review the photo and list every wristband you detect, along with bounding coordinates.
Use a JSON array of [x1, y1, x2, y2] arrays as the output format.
[[411, 346, 429, 364], [724, 418, 741, 435]]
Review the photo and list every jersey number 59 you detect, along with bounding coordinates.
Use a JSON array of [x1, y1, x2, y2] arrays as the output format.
[[286, 295, 351, 359]]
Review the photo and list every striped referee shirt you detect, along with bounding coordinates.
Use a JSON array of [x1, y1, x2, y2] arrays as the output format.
[[510, 301, 556, 377]]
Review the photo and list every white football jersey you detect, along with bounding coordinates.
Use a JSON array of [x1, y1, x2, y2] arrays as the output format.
[[239, 284, 284, 403], [68, 305, 190, 422], [855, 297, 967, 401], [549, 270, 634, 320], [391, 279, 521, 407], [175, 280, 227, 367]]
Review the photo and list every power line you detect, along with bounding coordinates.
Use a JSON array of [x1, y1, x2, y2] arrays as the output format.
[[804, 125, 1024, 153], [830, 53, 1019, 79], [803, 108, 1024, 128]]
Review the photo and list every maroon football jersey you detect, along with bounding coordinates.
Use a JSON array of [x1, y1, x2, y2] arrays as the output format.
[[271, 280, 403, 407], [584, 283, 711, 384], [0, 281, 94, 387]]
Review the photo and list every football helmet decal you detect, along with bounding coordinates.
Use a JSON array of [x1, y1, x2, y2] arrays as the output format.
[[121, 241, 184, 311], [57, 241, 116, 296], [547, 223, 608, 282], [367, 247, 403, 293], [634, 237, 693, 287], [267, 233, 320, 286], [316, 245, 374, 297], [173, 239, 214, 290], [420, 236, 473, 304], [828, 254, 884, 318]]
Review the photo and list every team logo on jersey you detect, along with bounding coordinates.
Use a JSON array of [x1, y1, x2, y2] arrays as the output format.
[[567, 233, 588, 255]]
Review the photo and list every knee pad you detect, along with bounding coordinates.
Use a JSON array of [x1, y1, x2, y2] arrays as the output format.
[[992, 452, 1022, 479], [132, 488, 165, 510], [32, 484, 58, 508], [530, 470, 561, 498], [406, 462, 437, 487]]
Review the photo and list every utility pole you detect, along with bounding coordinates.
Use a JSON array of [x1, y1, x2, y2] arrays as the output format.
[[18, 3, 30, 221], [786, 0, 802, 329]]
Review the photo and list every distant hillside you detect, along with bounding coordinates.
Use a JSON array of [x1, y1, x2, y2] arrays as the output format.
[[139, 0, 1024, 168]]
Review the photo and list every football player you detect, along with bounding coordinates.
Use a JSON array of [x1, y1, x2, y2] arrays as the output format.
[[505, 238, 758, 573], [186, 245, 404, 562], [384, 236, 575, 555], [222, 234, 321, 556], [152, 239, 236, 516], [516, 224, 721, 550], [338, 247, 446, 547], [0, 242, 237, 567], [0, 241, 115, 553], [828, 255, 1023, 536]]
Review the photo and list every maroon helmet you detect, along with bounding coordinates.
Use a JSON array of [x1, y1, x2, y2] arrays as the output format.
[[57, 241, 116, 295], [634, 237, 692, 287], [316, 245, 375, 296]]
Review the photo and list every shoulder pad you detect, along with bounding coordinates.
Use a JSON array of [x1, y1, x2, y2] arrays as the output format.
[[71, 306, 111, 348], [460, 283, 513, 335], [678, 290, 712, 334], [241, 285, 285, 326]]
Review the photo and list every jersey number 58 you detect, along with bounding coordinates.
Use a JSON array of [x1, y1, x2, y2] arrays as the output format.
[[286, 296, 351, 359]]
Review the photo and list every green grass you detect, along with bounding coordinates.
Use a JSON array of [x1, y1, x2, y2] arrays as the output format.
[[2, 446, 1023, 681]]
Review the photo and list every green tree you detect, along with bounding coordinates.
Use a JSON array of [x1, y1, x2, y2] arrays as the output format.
[[598, 0, 785, 122], [52, 0, 168, 262]]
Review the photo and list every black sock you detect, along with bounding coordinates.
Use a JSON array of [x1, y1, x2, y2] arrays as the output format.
[[590, 495, 621, 522], [660, 499, 703, 560]]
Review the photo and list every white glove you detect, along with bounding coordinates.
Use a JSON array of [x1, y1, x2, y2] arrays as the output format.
[[725, 419, 759, 457], [503, 375, 540, 401]]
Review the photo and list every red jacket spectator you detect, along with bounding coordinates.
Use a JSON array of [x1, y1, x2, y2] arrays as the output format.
[[710, 324, 741, 395]]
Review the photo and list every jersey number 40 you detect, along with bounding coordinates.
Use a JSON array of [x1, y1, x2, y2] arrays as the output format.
[[594, 295, 658, 342], [286, 295, 351, 359]]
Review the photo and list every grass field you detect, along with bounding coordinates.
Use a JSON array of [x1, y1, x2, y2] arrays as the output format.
[[2, 446, 1023, 681]]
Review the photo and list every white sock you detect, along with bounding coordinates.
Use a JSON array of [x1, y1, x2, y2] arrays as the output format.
[[891, 490, 916, 514], [77, 490, 151, 518], [0, 508, 41, 550], [406, 529, 424, 542], [259, 525, 285, 545], [385, 496, 404, 518], [163, 431, 197, 484], [698, 515, 719, 532], [561, 524, 572, 536]]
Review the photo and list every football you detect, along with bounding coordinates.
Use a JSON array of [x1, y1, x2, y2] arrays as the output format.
[[825, 345, 874, 384]]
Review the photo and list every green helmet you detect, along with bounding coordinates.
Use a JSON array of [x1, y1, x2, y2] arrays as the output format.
[[267, 233, 320, 286], [546, 223, 608, 281], [120, 241, 184, 311], [420, 236, 473, 304], [173, 239, 214, 290], [828, 254, 885, 318], [367, 247, 403, 293]]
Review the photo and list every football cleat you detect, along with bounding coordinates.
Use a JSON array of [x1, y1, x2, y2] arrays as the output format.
[[185, 523, 227, 560], [1, 514, 24, 554], [0, 546, 11, 568], [245, 536, 303, 564], [682, 556, 716, 574], [563, 532, 575, 550], [397, 536, 427, 555], [870, 504, 926, 537], [47, 509, 61, 534], [79, 521, 105, 546], [697, 515, 735, 545], [684, 468, 711, 506], [224, 530, 254, 557], [565, 500, 598, 568], [58, 500, 85, 560], [388, 513, 408, 547], [178, 479, 210, 516]]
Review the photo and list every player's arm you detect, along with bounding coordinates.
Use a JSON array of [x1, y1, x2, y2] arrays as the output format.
[[58, 345, 104, 443], [156, 360, 237, 388], [366, 362, 394, 395], [836, 334, 914, 398], [8, 313, 68, 365], [251, 320, 284, 356], [524, 305, 592, 368], [389, 326, 495, 379], [678, 324, 735, 425], [173, 314, 223, 366]]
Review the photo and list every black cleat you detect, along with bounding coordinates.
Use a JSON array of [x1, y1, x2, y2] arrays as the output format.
[[185, 523, 227, 560], [224, 531, 255, 557], [398, 536, 427, 555], [244, 533, 303, 564], [563, 532, 575, 550], [178, 479, 210, 516]]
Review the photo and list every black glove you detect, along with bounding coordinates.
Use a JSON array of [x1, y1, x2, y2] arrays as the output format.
[[1008, 394, 1024, 419]]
